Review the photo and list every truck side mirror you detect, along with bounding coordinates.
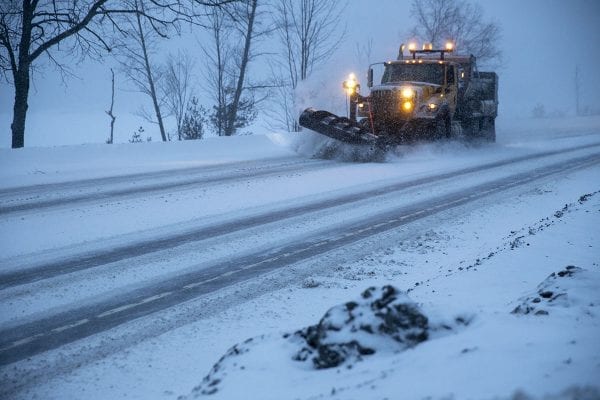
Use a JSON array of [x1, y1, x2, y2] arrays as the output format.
[[368, 68, 373, 88]]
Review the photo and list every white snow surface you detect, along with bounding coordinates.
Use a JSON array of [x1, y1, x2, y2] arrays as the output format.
[[1, 116, 599, 399]]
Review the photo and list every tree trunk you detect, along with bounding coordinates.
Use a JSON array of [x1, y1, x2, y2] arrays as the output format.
[[106, 68, 116, 144], [10, 0, 34, 149], [136, 2, 167, 142], [224, 0, 257, 136], [11, 68, 30, 149]]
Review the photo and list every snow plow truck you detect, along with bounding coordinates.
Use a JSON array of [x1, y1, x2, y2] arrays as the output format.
[[299, 42, 498, 148]]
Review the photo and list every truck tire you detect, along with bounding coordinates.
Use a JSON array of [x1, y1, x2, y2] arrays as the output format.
[[444, 116, 452, 139], [462, 118, 479, 141], [482, 117, 496, 142], [434, 115, 451, 140]]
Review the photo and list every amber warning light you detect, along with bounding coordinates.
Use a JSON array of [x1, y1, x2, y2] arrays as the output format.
[[342, 73, 359, 95]]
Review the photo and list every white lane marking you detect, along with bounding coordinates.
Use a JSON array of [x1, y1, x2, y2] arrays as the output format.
[[261, 256, 280, 264], [97, 302, 139, 318], [0, 334, 45, 352], [240, 262, 261, 270], [139, 291, 172, 304], [445, 198, 464, 206], [51, 318, 90, 333], [183, 276, 220, 289], [98, 291, 174, 318], [286, 248, 305, 256]]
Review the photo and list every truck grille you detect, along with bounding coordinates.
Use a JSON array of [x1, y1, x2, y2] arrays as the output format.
[[369, 89, 411, 135], [371, 90, 399, 119]]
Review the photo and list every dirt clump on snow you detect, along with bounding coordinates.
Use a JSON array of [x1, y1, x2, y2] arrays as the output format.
[[188, 286, 470, 397], [291, 285, 429, 369], [512, 266, 588, 316]]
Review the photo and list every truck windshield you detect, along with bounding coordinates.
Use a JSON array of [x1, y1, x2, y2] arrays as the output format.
[[382, 63, 445, 85]]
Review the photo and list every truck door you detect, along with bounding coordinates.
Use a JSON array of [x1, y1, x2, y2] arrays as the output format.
[[445, 65, 458, 115]]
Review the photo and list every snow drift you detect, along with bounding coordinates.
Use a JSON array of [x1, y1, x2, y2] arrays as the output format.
[[186, 285, 471, 398]]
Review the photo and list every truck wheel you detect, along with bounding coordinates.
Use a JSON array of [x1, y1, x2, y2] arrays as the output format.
[[461, 118, 476, 141], [434, 115, 450, 140], [481, 117, 496, 142]]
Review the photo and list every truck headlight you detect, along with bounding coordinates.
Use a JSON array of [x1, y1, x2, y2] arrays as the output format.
[[402, 101, 414, 112], [401, 88, 415, 98]]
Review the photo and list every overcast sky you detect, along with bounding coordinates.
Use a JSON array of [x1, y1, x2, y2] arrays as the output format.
[[1, 0, 599, 147]]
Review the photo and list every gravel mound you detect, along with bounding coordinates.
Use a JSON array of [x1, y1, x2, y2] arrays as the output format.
[[512, 266, 584, 316], [290, 285, 429, 369]]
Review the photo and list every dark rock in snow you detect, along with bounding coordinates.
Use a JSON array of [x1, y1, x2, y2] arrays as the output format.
[[512, 266, 583, 316], [292, 285, 428, 369], [578, 192, 595, 204], [187, 337, 258, 397], [185, 285, 475, 398]]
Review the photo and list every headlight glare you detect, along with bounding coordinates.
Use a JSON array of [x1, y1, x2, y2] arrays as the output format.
[[401, 88, 415, 98]]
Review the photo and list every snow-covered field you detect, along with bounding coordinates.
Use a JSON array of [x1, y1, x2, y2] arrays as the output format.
[[0, 116, 599, 399]]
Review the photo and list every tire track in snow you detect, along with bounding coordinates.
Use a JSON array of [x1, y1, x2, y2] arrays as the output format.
[[1, 142, 599, 290], [0, 151, 598, 367], [0, 157, 332, 216]]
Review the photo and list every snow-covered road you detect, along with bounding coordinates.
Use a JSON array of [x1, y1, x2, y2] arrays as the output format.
[[1, 117, 599, 399]]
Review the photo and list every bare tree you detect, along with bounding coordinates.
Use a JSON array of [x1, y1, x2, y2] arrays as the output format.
[[409, 0, 502, 66], [160, 51, 195, 140], [199, 6, 229, 137], [115, 0, 173, 142], [200, 5, 230, 136], [223, 0, 257, 136], [106, 68, 116, 144], [201, 0, 266, 136], [270, 0, 346, 131], [0, 0, 238, 148], [0, 1, 116, 148]]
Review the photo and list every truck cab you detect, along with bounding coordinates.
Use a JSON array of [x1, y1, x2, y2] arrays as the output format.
[[360, 43, 496, 142], [298, 42, 498, 147]]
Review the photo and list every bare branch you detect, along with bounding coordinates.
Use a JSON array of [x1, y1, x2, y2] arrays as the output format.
[[29, 0, 109, 62], [409, 0, 502, 66], [270, 0, 346, 131]]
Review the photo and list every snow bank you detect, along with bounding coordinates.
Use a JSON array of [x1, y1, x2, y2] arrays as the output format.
[[0, 134, 295, 188], [511, 266, 598, 316], [185, 261, 600, 399], [185, 285, 470, 398]]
